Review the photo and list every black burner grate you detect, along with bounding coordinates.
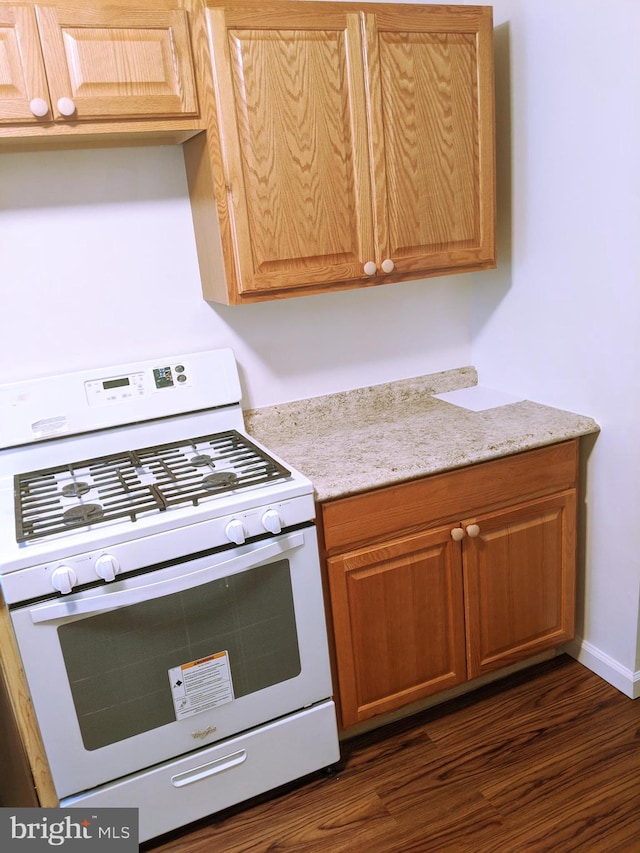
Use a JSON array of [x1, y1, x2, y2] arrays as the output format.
[[14, 430, 290, 543]]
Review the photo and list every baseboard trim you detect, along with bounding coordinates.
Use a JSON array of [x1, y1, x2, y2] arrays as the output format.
[[564, 637, 639, 699]]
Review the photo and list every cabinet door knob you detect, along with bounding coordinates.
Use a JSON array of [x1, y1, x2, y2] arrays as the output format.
[[450, 527, 465, 541], [29, 98, 49, 117], [381, 258, 395, 274], [57, 97, 77, 117], [363, 260, 377, 276], [466, 524, 481, 538]]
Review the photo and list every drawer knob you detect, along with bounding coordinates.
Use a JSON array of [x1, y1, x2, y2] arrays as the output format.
[[450, 527, 465, 541], [466, 524, 481, 538], [363, 260, 377, 276], [381, 258, 395, 273]]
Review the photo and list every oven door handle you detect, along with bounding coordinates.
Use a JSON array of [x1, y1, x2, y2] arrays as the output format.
[[28, 531, 306, 624]]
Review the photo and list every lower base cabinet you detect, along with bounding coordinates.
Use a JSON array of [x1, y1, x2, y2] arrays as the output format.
[[320, 441, 578, 730]]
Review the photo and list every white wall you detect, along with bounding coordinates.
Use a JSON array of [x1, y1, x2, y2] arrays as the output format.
[[0, 147, 471, 408], [1, 0, 638, 695], [469, 0, 640, 692]]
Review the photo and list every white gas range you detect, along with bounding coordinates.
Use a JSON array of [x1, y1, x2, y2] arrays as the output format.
[[0, 349, 339, 843]]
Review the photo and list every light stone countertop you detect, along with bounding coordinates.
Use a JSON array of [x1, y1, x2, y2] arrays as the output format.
[[244, 367, 600, 503]]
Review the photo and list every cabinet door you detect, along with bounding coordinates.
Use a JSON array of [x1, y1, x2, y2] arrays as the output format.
[[34, 5, 198, 121], [328, 526, 466, 729], [206, 5, 375, 297], [363, 5, 495, 276], [463, 490, 577, 679], [0, 7, 50, 124]]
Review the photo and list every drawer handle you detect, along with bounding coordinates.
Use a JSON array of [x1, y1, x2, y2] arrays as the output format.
[[466, 524, 481, 538], [450, 527, 465, 541], [171, 749, 247, 787]]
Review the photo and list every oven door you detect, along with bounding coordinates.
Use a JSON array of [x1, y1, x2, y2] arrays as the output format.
[[10, 526, 334, 799]]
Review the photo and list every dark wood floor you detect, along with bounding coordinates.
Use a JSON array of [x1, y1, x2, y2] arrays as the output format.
[[142, 655, 640, 852]]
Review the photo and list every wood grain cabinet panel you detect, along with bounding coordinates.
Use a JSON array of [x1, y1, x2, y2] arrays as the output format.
[[0, 6, 50, 124], [320, 442, 579, 731], [185, 1, 495, 304], [35, 6, 198, 121], [463, 491, 577, 679], [204, 4, 374, 296], [328, 526, 467, 728], [364, 7, 495, 276], [0, 1, 200, 144]]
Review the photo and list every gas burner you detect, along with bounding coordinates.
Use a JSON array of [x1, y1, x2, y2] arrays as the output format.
[[63, 504, 104, 526], [61, 482, 91, 498], [190, 454, 214, 467], [203, 472, 238, 490]]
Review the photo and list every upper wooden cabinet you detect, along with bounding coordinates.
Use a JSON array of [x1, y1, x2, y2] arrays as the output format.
[[184, 1, 496, 304], [0, 1, 199, 144]]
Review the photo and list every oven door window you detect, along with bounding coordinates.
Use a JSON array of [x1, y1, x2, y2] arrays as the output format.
[[57, 558, 300, 750]]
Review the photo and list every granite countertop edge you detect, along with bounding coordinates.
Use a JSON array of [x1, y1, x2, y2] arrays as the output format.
[[244, 367, 600, 503]]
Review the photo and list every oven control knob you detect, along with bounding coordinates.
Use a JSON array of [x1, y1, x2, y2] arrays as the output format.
[[261, 509, 282, 535], [95, 554, 120, 582], [51, 566, 77, 595], [225, 519, 246, 545]]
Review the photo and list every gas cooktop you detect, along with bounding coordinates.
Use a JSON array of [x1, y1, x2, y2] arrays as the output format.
[[14, 430, 290, 543]]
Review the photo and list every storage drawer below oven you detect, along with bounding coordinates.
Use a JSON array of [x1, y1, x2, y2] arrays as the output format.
[[61, 700, 339, 843]]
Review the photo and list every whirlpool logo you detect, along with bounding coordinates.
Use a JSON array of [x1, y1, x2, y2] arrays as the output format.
[[0, 809, 138, 851]]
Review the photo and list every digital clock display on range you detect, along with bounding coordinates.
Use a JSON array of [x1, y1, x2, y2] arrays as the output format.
[[102, 377, 130, 390]]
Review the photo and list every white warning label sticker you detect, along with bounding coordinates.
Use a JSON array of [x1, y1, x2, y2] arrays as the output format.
[[168, 651, 234, 721]]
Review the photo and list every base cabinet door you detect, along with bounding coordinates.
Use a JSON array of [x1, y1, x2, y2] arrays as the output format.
[[327, 526, 466, 729], [463, 490, 577, 679]]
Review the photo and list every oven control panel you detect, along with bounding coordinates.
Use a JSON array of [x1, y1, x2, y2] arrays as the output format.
[[85, 361, 191, 407], [0, 348, 242, 449]]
